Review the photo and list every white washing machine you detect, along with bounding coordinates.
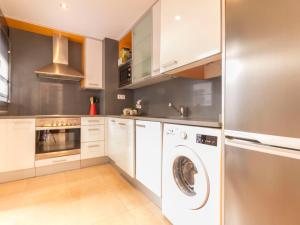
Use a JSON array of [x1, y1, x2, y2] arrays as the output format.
[[162, 124, 221, 225]]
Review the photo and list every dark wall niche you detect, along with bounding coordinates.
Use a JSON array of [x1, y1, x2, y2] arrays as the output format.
[[102, 38, 133, 115]]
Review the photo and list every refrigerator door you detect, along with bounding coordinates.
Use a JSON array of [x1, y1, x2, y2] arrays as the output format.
[[225, 0, 300, 138], [224, 138, 300, 225]]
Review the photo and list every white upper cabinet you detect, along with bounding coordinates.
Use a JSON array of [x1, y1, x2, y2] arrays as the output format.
[[82, 38, 103, 89], [0, 119, 35, 173], [151, 0, 161, 76], [160, 0, 221, 73], [132, 0, 161, 82], [132, 10, 153, 82]]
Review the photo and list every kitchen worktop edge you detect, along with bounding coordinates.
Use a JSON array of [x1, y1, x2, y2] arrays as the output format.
[[0, 114, 222, 128]]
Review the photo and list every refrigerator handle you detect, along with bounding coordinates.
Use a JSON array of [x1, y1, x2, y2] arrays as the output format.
[[225, 137, 300, 160], [226, 136, 262, 145]]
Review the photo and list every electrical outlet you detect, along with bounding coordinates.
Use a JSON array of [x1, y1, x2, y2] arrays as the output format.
[[117, 94, 126, 100]]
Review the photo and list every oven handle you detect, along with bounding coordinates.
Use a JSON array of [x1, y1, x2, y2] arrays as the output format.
[[53, 159, 67, 163], [35, 126, 81, 131]]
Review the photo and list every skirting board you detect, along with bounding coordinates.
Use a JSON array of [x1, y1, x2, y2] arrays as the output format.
[[0, 168, 35, 184], [35, 160, 81, 177], [110, 160, 162, 208], [81, 156, 110, 168]]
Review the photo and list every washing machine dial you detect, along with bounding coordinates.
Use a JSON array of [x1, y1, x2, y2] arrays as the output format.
[[166, 129, 174, 135], [180, 131, 188, 140]]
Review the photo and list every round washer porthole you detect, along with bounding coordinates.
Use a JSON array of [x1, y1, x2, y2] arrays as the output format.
[[173, 156, 198, 197], [170, 145, 210, 210]]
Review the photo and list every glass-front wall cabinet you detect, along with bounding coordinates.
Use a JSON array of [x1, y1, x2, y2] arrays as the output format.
[[0, 15, 10, 103], [132, 10, 153, 83]]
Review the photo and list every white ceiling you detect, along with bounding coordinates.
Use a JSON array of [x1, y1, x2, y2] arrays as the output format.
[[0, 0, 157, 40]]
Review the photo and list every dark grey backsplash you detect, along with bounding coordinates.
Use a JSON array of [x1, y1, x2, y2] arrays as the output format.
[[133, 77, 221, 121], [0, 28, 222, 119], [3, 28, 102, 116]]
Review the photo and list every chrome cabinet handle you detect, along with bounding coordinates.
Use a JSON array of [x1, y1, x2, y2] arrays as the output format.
[[118, 122, 126, 126], [88, 120, 100, 123], [88, 145, 100, 148], [111, 120, 116, 123], [162, 60, 178, 69], [88, 128, 100, 131], [142, 75, 151, 80], [136, 124, 146, 128], [143, 72, 150, 76], [152, 68, 160, 73], [53, 159, 67, 163], [88, 83, 99, 86]]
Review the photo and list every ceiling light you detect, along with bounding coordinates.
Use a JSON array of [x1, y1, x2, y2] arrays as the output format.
[[175, 15, 182, 21], [60, 2, 69, 9]]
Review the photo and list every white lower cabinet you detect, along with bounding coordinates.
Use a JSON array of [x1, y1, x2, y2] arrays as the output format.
[[107, 118, 135, 177], [81, 141, 105, 160], [81, 125, 104, 142], [0, 119, 35, 173], [136, 120, 162, 197], [81, 117, 105, 161]]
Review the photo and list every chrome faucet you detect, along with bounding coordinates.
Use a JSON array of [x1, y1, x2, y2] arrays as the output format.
[[168, 102, 186, 118]]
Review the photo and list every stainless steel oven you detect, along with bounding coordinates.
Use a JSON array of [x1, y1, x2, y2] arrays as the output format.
[[35, 117, 81, 160]]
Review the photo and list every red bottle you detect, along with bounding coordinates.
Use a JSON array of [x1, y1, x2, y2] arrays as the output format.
[[89, 103, 97, 115]]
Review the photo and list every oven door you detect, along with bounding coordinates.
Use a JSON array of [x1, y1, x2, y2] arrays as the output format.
[[35, 127, 81, 160]]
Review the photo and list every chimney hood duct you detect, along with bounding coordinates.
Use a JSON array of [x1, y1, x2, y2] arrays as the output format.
[[35, 35, 84, 81]]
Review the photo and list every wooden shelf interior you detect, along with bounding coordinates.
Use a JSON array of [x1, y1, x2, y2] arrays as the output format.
[[5, 17, 85, 43], [174, 60, 222, 80], [119, 32, 132, 57]]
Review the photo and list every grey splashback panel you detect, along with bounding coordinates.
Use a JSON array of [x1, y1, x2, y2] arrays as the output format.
[[2, 28, 221, 118], [4, 28, 102, 116], [133, 77, 221, 121]]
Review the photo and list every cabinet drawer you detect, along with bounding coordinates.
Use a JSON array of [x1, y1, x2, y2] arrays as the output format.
[[81, 141, 105, 159], [81, 117, 105, 126], [35, 154, 80, 167], [81, 125, 104, 142]]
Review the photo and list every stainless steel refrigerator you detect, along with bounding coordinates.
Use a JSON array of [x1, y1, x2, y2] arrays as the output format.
[[224, 0, 300, 224]]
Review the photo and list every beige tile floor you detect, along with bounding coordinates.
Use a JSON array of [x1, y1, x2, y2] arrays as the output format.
[[0, 164, 171, 225]]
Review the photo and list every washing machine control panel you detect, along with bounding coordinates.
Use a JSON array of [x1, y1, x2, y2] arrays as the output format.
[[196, 134, 218, 146]]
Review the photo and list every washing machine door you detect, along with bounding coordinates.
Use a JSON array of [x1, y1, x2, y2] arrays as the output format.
[[170, 145, 210, 210]]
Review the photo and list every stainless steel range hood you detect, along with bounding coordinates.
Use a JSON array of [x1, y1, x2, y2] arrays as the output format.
[[35, 35, 84, 81]]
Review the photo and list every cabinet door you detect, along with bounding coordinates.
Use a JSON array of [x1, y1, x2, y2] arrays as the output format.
[[0, 119, 35, 173], [81, 141, 105, 159], [136, 120, 162, 197], [115, 120, 135, 177], [107, 118, 135, 177], [83, 38, 103, 89], [132, 10, 153, 82], [152, 1, 161, 76], [107, 118, 118, 161], [160, 0, 221, 73]]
